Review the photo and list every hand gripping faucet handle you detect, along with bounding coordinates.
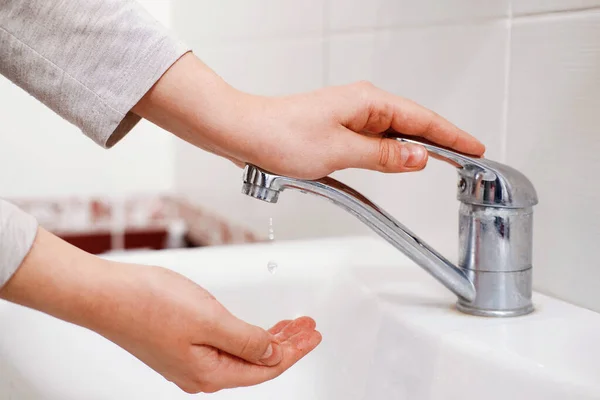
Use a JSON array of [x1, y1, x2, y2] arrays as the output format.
[[388, 133, 538, 209], [242, 133, 539, 317]]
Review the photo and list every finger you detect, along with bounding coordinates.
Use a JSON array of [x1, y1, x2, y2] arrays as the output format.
[[204, 312, 282, 367], [227, 328, 322, 388], [342, 82, 485, 156], [268, 320, 293, 335], [384, 97, 485, 156], [332, 129, 429, 173], [387, 95, 484, 156], [273, 316, 316, 342], [197, 322, 322, 392]]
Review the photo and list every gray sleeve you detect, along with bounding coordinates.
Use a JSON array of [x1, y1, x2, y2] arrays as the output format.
[[0, 1, 190, 288], [0, 200, 38, 288], [0, 0, 190, 148]]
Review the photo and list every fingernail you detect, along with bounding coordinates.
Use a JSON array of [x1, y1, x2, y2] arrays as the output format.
[[260, 343, 273, 360], [403, 143, 426, 168], [259, 342, 282, 366]]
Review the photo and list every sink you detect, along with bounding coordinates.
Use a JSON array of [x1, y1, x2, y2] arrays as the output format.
[[1, 237, 599, 399]]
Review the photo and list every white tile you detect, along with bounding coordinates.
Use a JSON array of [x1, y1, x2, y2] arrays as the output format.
[[135, 0, 172, 27], [327, 24, 507, 155], [193, 38, 324, 95], [328, 0, 508, 31], [506, 12, 600, 311], [172, 0, 324, 42], [512, 0, 600, 16], [0, 77, 174, 198], [327, 22, 508, 257]]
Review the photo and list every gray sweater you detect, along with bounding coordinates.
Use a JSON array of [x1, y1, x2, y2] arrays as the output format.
[[0, 0, 190, 287]]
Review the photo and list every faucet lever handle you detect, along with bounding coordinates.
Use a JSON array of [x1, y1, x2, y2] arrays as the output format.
[[392, 134, 491, 174], [388, 134, 538, 209]]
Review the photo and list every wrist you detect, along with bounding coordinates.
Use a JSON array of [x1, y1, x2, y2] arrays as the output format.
[[0, 228, 120, 331], [133, 53, 249, 145], [131, 52, 273, 168]]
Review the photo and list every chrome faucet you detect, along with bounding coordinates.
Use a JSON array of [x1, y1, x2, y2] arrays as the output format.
[[241, 135, 538, 317]]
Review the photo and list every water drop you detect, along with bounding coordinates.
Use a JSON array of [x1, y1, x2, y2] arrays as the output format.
[[268, 217, 275, 241], [267, 260, 278, 274], [267, 217, 277, 273]]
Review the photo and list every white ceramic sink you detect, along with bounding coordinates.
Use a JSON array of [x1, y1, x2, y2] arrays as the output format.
[[1, 237, 599, 399]]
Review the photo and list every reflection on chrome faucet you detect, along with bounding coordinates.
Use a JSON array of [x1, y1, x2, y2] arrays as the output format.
[[241, 134, 538, 318]]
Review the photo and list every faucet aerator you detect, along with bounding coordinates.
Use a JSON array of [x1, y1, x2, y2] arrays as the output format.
[[242, 183, 280, 203]]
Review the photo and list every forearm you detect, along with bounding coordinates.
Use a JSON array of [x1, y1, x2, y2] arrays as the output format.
[[1, 228, 141, 335], [0, 227, 220, 358], [132, 52, 260, 164]]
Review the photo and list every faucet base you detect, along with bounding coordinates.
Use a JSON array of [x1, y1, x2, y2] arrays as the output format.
[[456, 301, 534, 318], [456, 268, 534, 317]]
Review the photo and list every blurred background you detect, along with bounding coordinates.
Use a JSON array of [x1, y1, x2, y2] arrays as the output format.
[[0, 1, 599, 311]]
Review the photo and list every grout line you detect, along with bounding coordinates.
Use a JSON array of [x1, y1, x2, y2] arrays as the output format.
[[194, 15, 509, 49], [500, 3, 513, 163], [328, 15, 507, 36], [322, 0, 330, 87], [174, 7, 600, 50], [512, 5, 600, 20], [189, 32, 324, 48], [190, 15, 517, 49]]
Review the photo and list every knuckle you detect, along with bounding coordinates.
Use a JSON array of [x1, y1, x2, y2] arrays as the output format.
[[421, 110, 439, 137], [198, 382, 220, 394], [378, 140, 406, 171], [351, 80, 376, 98], [181, 377, 220, 394], [448, 131, 460, 149], [356, 80, 375, 89], [377, 139, 391, 169], [180, 382, 202, 394], [192, 346, 223, 375], [199, 302, 222, 332], [365, 103, 394, 133], [389, 142, 405, 168], [239, 329, 269, 360]]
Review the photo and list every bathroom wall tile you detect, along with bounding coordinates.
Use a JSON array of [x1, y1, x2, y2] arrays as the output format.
[[0, 77, 174, 198], [327, 23, 507, 157], [327, 22, 508, 257], [0, 1, 177, 199], [172, 0, 324, 42], [327, 0, 508, 32], [135, 0, 172, 27], [191, 38, 324, 96], [506, 12, 600, 311], [512, 0, 600, 16]]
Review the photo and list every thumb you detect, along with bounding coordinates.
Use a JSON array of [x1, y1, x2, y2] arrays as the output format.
[[203, 312, 282, 366], [338, 131, 428, 173]]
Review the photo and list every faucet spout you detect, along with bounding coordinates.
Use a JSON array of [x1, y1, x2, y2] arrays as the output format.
[[242, 165, 476, 302]]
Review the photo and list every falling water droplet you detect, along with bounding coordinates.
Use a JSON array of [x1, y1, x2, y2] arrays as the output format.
[[267, 217, 278, 273], [267, 260, 278, 274], [268, 217, 275, 241]]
